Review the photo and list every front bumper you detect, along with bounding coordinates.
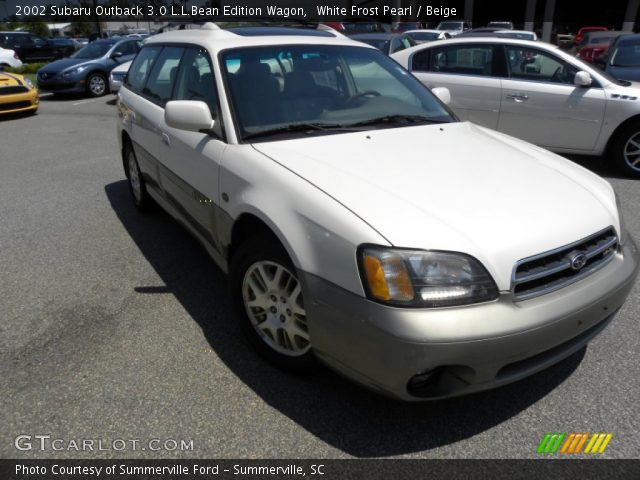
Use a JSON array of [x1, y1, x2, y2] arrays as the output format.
[[37, 74, 85, 93], [0, 89, 39, 115], [302, 239, 639, 401]]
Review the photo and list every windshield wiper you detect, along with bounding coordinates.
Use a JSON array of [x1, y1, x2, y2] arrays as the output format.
[[243, 123, 355, 140], [346, 115, 450, 128]]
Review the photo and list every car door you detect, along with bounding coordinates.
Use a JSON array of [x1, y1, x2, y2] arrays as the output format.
[[157, 47, 227, 252], [121, 45, 164, 194], [29, 35, 55, 61], [498, 45, 606, 151], [410, 43, 503, 128]]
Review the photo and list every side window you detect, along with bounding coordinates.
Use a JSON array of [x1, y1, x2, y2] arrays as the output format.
[[143, 47, 185, 106], [429, 45, 494, 76], [506, 47, 578, 84], [114, 41, 137, 56], [173, 48, 219, 116], [125, 46, 161, 93], [412, 50, 431, 72]]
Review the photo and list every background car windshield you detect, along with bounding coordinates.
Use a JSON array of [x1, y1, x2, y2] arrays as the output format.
[[611, 41, 640, 66], [71, 43, 111, 59], [221, 45, 454, 140], [358, 39, 390, 54]]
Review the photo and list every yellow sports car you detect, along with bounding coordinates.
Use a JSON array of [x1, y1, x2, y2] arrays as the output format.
[[0, 71, 39, 115]]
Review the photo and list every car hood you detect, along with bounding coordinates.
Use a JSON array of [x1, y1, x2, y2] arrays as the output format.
[[607, 65, 640, 82], [252, 122, 619, 290], [38, 58, 92, 73], [0, 72, 24, 86]]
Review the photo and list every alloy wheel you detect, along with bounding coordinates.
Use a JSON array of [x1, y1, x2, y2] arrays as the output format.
[[623, 132, 640, 173]]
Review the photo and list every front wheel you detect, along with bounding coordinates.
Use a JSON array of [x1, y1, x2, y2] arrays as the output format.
[[611, 122, 640, 178], [230, 236, 316, 371], [86, 72, 107, 97], [124, 142, 152, 211]]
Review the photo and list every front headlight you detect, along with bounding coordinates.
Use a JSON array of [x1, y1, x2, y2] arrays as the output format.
[[359, 246, 499, 308], [24, 77, 34, 89], [63, 65, 87, 77], [615, 192, 627, 245]]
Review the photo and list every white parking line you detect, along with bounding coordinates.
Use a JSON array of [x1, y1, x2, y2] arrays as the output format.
[[72, 98, 102, 106]]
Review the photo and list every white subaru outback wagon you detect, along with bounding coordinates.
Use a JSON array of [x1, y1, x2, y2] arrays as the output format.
[[116, 24, 639, 401]]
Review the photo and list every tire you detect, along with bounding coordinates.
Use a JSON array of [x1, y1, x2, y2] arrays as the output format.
[[230, 236, 317, 372], [124, 142, 152, 211], [86, 72, 107, 97], [611, 122, 640, 179]]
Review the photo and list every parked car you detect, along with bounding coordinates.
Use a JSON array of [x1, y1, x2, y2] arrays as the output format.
[[0, 46, 23, 69], [0, 70, 38, 115], [575, 31, 624, 63], [350, 33, 416, 55], [392, 36, 640, 177], [436, 21, 472, 36], [0, 32, 64, 62], [116, 25, 638, 401], [554, 32, 575, 48], [594, 33, 640, 81], [487, 21, 514, 30], [405, 29, 451, 44], [574, 26, 608, 45], [109, 59, 131, 93], [322, 20, 388, 34], [49, 37, 81, 57], [37, 37, 141, 97]]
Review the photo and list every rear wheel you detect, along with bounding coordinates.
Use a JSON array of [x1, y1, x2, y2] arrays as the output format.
[[86, 72, 107, 97], [230, 236, 316, 371], [611, 122, 640, 178]]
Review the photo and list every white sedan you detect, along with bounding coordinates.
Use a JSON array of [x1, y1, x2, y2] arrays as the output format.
[[0, 47, 23, 69], [109, 60, 131, 93], [392, 37, 640, 177]]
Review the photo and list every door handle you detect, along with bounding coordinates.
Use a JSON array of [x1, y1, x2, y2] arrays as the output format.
[[161, 132, 171, 146], [507, 93, 529, 102]]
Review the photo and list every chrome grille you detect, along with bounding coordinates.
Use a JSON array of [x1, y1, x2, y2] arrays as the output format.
[[512, 227, 618, 300]]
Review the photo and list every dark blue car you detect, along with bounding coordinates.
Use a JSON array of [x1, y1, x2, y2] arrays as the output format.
[[594, 34, 640, 82], [37, 38, 141, 97]]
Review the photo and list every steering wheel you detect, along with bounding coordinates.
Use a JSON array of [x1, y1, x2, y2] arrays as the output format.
[[550, 66, 563, 82], [346, 90, 381, 105]]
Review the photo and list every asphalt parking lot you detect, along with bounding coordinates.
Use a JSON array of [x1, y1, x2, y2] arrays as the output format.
[[1, 94, 639, 460]]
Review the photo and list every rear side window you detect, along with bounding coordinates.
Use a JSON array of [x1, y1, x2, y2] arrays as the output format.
[[125, 46, 161, 93], [143, 47, 185, 106], [428, 45, 494, 76]]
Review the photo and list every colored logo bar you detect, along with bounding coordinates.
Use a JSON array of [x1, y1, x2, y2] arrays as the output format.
[[537, 433, 613, 454]]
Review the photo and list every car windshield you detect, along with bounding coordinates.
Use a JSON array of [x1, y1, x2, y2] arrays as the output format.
[[611, 41, 640, 67], [438, 22, 462, 31], [70, 42, 112, 59], [221, 45, 454, 141]]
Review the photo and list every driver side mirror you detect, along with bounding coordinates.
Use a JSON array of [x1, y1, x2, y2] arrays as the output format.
[[574, 70, 592, 87], [111, 51, 123, 59], [432, 87, 451, 105], [165, 100, 215, 132]]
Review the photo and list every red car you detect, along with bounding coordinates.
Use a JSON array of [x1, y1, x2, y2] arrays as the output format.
[[574, 26, 608, 45], [576, 31, 623, 63]]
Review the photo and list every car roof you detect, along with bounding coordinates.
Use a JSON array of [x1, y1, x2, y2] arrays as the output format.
[[144, 24, 368, 51], [404, 30, 442, 34]]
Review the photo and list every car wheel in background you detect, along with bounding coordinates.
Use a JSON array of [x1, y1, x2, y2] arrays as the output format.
[[230, 236, 317, 372], [86, 72, 107, 97], [611, 122, 640, 179], [124, 142, 152, 211]]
